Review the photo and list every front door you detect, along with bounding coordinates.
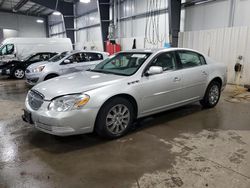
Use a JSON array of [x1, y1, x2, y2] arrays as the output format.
[[59, 53, 82, 75], [139, 52, 183, 115]]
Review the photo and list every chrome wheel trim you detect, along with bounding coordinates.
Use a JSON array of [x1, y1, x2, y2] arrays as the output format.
[[209, 85, 219, 105], [106, 104, 130, 134], [14, 69, 24, 78]]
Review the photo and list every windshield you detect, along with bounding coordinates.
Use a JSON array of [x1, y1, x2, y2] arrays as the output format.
[[91, 52, 152, 76], [48, 51, 68, 62]]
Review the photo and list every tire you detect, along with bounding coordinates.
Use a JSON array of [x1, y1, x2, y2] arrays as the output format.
[[95, 97, 135, 139], [44, 74, 58, 81], [200, 81, 221, 108], [13, 68, 25, 79]]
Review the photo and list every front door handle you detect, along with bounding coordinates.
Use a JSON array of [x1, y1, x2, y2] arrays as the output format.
[[173, 77, 181, 82]]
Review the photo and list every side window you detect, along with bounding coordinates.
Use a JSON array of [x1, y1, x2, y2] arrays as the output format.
[[67, 53, 84, 63], [41, 54, 50, 61], [0, 44, 14, 55], [150, 52, 176, 71], [0, 46, 7, 55], [50, 53, 57, 58], [29, 54, 41, 61], [199, 55, 206, 65], [6, 44, 14, 55], [86, 53, 103, 61], [177, 51, 203, 68], [66, 55, 75, 64]]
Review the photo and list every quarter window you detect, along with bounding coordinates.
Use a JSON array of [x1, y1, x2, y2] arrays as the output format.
[[177, 51, 204, 68]]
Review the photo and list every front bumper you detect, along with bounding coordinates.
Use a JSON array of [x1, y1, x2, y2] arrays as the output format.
[[25, 72, 43, 85], [23, 100, 99, 136], [0, 68, 11, 76]]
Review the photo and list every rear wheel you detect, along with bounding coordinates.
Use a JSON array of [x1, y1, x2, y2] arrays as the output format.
[[44, 74, 58, 81], [200, 81, 221, 108], [13, 68, 25, 79], [95, 97, 135, 139]]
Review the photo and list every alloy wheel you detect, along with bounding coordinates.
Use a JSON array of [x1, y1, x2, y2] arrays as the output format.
[[14, 69, 25, 79], [208, 85, 219, 105], [105, 104, 130, 134]]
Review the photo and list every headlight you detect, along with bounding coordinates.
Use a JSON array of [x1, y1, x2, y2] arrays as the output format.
[[32, 65, 45, 73], [48, 94, 90, 112]]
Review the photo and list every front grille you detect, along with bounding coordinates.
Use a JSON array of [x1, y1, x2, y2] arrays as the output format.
[[28, 90, 44, 110], [27, 78, 39, 84]]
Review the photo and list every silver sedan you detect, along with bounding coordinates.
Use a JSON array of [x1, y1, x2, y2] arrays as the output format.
[[25, 50, 109, 85], [22, 48, 227, 139]]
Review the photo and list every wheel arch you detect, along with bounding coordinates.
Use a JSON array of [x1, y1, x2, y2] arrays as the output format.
[[44, 73, 59, 80], [95, 93, 138, 121], [208, 77, 222, 88], [12, 66, 25, 78]]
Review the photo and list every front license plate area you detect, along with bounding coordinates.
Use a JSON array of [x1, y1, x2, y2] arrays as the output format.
[[22, 109, 34, 124]]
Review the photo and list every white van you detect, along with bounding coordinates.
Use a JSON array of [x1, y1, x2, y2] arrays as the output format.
[[0, 38, 73, 62]]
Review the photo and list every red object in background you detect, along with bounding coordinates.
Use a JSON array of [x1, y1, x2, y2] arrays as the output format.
[[106, 40, 121, 55]]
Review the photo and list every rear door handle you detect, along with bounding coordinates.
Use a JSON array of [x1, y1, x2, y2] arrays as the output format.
[[173, 77, 181, 82]]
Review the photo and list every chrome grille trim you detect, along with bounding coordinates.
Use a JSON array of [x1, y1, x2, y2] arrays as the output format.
[[28, 90, 44, 110]]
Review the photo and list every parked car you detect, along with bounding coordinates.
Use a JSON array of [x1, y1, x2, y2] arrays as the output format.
[[0, 52, 57, 79], [0, 38, 72, 62], [25, 50, 109, 85], [22, 48, 227, 138]]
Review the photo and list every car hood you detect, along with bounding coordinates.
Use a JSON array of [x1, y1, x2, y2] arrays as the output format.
[[27, 61, 49, 70], [33, 71, 125, 100]]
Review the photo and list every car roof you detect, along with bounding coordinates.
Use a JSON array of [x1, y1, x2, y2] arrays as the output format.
[[119, 48, 204, 55], [69, 50, 106, 54], [32, 52, 57, 55]]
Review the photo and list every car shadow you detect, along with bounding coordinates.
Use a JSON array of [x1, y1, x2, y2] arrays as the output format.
[[27, 103, 203, 154]]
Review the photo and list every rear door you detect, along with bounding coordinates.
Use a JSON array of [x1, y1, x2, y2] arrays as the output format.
[[176, 50, 209, 101], [139, 51, 183, 115]]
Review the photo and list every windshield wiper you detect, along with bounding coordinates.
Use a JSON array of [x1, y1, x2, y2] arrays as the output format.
[[88, 69, 128, 76], [88, 69, 111, 74]]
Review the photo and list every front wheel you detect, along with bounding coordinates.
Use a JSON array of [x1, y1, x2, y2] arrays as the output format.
[[95, 97, 135, 139], [13, 68, 25, 79], [200, 81, 221, 108]]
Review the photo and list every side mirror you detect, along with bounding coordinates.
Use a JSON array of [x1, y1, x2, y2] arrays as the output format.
[[63, 59, 71, 64], [146, 66, 163, 76]]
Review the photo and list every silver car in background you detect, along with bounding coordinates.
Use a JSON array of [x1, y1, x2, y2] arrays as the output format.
[[25, 50, 109, 85], [23, 48, 227, 139]]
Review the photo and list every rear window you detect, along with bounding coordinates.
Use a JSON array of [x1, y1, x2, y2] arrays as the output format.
[[177, 51, 205, 68]]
